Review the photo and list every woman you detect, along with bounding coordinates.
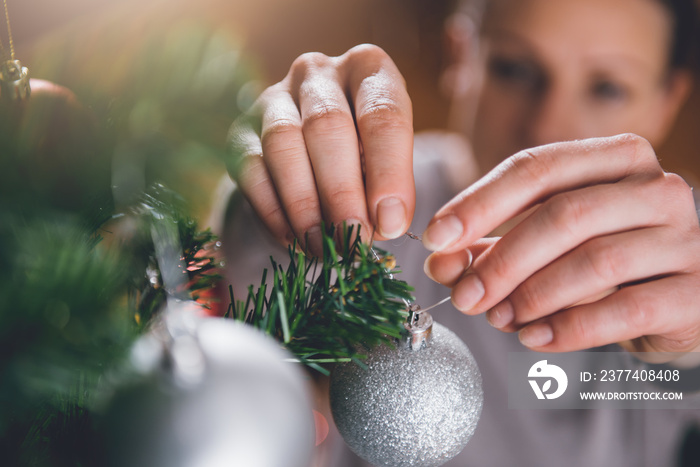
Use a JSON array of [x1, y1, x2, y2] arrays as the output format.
[[223, 0, 700, 465]]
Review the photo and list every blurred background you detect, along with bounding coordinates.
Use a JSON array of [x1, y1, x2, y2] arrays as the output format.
[[12, 0, 453, 126], [7, 0, 700, 213]]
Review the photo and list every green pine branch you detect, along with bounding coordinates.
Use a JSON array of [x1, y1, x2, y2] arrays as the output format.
[[226, 224, 414, 375], [0, 183, 224, 465]]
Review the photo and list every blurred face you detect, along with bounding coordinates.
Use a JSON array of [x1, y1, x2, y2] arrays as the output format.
[[470, 0, 685, 172]]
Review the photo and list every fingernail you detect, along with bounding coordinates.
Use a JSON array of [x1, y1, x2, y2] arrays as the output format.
[[377, 197, 406, 239], [423, 250, 473, 285], [305, 225, 323, 256], [423, 255, 437, 282], [285, 231, 296, 245], [486, 299, 514, 328], [519, 323, 554, 348], [451, 273, 485, 313], [423, 215, 463, 251], [464, 248, 473, 269]]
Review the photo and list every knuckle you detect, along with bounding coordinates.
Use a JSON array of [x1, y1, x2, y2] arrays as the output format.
[[356, 98, 411, 136], [568, 308, 591, 344], [663, 172, 691, 191], [662, 172, 694, 206], [237, 150, 263, 169], [512, 281, 550, 321], [509, 149, 554, 189], [257, 202, 286, 228], [581, 239, 626, 284], [543, 192, 587, 239], [261, 117, 302, 144], [287, 193, 320, 221], [616, 133, 659, 169], [655, 172, 697, 228], [227, 121, 253, 157], [228, 113, 248, 133], [258, 82, 286, 104], [619, 290, 651, 332], [226, 128, 263, 181], [328, 184, 362, 206], [289, 52, 332, 76], [617, 132, 650, 151], [252, 83, 292, 118], [302, 101, 353, 134], [665, 171, 694, 204], [483, 247, 511, 283], [344, 43, 391, 63], [359, 97, 404, 119], [323, 185, 366, 221], [655, 324, 700, 352]]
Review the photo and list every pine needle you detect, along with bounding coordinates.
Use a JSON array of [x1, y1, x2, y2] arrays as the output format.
[[227, 223, 414, 371]]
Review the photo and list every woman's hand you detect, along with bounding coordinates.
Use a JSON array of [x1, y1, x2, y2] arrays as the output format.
[[423, 134, 700, 357], [226, 45, 415, 256]]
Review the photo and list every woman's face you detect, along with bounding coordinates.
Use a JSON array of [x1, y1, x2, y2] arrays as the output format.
[[470, 0, 688, 172]]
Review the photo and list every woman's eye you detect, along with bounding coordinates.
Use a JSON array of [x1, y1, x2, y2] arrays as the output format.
[[590, 80, 628, 102], [488, 57, 543, 92]]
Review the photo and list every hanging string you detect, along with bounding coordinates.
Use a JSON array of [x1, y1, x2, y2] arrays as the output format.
[[0, 37, 7, 62], [0, 12, 6, 62], [3, 0, 14, 61]]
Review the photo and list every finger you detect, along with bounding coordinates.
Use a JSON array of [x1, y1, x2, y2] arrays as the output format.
[[424, 249, 472, 286], [490, 226, 693, 331], [291, 54, 370, 239], [453, 176, 667, 315], [424, 237, 497, 286], [517, 274, 700, 352], [257, 83, 325, 255], [422, 134, 661, 253], [344, 45, 415, 240], [227, 114, 292, 245]]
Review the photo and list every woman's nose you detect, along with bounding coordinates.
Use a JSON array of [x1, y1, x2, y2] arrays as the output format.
[[523, 84, 582, 148]]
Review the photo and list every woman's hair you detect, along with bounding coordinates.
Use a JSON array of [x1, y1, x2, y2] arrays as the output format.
[[455, 0, 700, 71], [659, 0, 700, 70]]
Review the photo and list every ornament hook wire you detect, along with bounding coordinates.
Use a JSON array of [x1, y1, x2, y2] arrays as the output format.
[[370, 230, 451, 323], [415, 296, 451, 314]]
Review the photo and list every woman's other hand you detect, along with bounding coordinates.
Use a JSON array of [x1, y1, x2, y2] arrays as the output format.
[[424, 134, 700, 358]]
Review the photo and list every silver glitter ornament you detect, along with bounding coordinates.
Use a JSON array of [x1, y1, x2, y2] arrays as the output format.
[[330, 312, 483, 467]]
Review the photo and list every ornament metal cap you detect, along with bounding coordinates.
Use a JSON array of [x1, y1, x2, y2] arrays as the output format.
[[404, 307, 434, 351], [0, 59, 30, 101]]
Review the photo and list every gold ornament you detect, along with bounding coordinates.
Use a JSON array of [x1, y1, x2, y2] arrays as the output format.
[[0, 59, 30, 100], [0, 0, 30, 101]]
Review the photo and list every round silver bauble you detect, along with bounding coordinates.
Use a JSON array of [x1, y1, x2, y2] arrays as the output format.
[[102, 315, 315, 467], [330, 313, 483, 467]]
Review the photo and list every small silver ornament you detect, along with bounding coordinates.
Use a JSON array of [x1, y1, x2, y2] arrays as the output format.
[[330, 312, 483, 467]]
